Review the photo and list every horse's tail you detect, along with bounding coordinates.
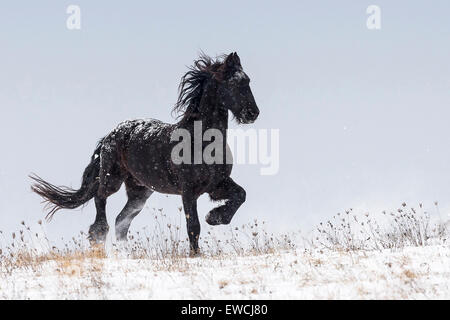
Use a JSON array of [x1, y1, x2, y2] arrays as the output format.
[[30, 139, 104, 220]]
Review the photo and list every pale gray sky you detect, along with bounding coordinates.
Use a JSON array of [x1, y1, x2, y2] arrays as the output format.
[[1, 1, 449, 241]]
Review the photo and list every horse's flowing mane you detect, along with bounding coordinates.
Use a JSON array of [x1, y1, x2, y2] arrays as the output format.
[[172, 53, 226, 119]]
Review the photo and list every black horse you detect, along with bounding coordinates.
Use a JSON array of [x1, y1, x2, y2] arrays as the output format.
[[30, 52, 259, 255]]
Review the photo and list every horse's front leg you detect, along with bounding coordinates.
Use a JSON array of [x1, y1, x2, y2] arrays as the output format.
[[206, 177, 246, 226], [182, 192, 201, 257]]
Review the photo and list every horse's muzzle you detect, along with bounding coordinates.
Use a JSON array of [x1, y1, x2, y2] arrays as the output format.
[[241, 108, 259, 124]]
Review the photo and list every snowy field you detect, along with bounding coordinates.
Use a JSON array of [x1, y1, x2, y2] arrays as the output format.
[[1, 204, 449, 299], [1, 245, 449, 299]]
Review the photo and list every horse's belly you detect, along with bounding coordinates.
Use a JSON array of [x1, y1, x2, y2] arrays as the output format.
[[125, 145, 181, 194]]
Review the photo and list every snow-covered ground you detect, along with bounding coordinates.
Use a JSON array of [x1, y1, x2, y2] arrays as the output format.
[[1, 245, 449, 299]]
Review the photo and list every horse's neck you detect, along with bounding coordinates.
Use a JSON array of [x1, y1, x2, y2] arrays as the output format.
[[201, 108, 229, 133], [177, 104, 229, 138]]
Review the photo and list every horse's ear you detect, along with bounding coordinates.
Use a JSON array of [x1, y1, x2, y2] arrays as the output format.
[[224, 52, 241, 71], [233, 52, 241, 67], [225, 52, 235, 69]]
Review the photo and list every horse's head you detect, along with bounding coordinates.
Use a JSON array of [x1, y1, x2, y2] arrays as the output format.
[[217, 52, 259, 124], [173, 53, 259, 124]]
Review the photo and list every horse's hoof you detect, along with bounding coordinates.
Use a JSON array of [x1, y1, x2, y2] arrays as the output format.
[[115, 236, 128, 242], [205, 211, 223, 225], [206, 209, 231, 226], [88, 224, 109, 244], [88, 234, 106, 246], [189, 249, 201, 258]]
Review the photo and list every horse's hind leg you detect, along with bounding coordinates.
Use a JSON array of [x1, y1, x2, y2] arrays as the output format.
[[115, 178, 153, 241], [88, 148, 124, 244], [88, 197, 111, 244], [88, 173, 123, 243], [206, 177, 246, 226]]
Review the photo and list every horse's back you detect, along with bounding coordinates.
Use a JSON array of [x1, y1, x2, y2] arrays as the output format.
[[104, 118, 179, 193]]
